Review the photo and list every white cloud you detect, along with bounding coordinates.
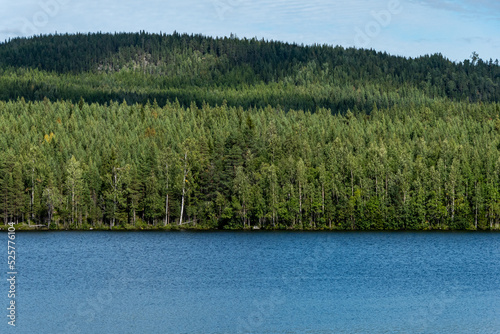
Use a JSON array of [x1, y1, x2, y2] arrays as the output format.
[[407, 0, 500, 19]]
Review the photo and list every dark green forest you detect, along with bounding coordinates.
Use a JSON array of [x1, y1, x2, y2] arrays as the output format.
[[1, 32, 500, 230]]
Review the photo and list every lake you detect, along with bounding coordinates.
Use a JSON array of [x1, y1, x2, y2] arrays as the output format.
[[2, 231, 500, 333]]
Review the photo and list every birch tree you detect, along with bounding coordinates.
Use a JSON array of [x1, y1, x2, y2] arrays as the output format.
[[66, 155, 83, 227]]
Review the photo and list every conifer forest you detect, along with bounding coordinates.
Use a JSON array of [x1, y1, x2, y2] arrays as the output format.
[[1, 32, 500, 230]]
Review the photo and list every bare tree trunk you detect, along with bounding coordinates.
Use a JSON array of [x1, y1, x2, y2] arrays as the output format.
[[72, 188, 75, 226], [322, 183, 325, 218], [110, 166, 125, 228], [242, 202, 246, 228], [31, 166, 35, 225], [179, 152, 188, 225], [165, 162, 169, 226], [299, 181, 302, 225], [112, 168, 117, 228], [46, 190, 53, 229], [92, 190, 97, 227], [165, 194, 169, 226], [272, 180, 276, 228], [475, 181, 478, 229], [351, 169, 355, 230]]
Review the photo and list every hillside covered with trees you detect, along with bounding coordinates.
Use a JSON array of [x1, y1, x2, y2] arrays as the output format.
[[0, 32, 499, 230]]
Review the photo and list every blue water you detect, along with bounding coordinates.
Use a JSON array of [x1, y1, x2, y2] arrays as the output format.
[[2, 231, 500, 333]]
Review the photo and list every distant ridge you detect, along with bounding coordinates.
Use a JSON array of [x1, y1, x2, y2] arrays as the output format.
[[0, 32, 498, 107]]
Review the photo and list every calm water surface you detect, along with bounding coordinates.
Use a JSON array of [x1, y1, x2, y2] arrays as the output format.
[[2, 231, 500, 333]]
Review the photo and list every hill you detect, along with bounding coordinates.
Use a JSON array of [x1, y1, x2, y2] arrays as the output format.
[[0, 32, 499, 112]]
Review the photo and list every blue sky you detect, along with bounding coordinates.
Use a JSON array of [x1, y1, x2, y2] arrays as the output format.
[[0, 0, 498, 62]]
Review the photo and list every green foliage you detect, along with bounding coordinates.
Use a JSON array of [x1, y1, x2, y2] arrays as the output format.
[[0, 98, 498, 229], [0, 33, 498, 113], [1, 33, 500, 230]]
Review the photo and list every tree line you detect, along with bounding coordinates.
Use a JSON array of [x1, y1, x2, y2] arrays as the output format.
[[1, 98, 500, 230], [0, 32, 498, 110]]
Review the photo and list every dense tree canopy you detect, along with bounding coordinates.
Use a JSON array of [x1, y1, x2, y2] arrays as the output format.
[[0, 32, 498, 111], [1, 32, 499, 230], [1, 98, 500, 230]]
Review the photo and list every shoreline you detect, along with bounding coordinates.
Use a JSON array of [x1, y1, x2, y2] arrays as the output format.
[[0, 224, 498, 232]]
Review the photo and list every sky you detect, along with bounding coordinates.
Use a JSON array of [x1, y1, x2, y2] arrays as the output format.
[[0, 0, 498, 62]]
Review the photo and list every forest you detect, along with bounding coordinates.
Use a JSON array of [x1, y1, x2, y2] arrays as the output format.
[[1, 32, 500, 230]]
